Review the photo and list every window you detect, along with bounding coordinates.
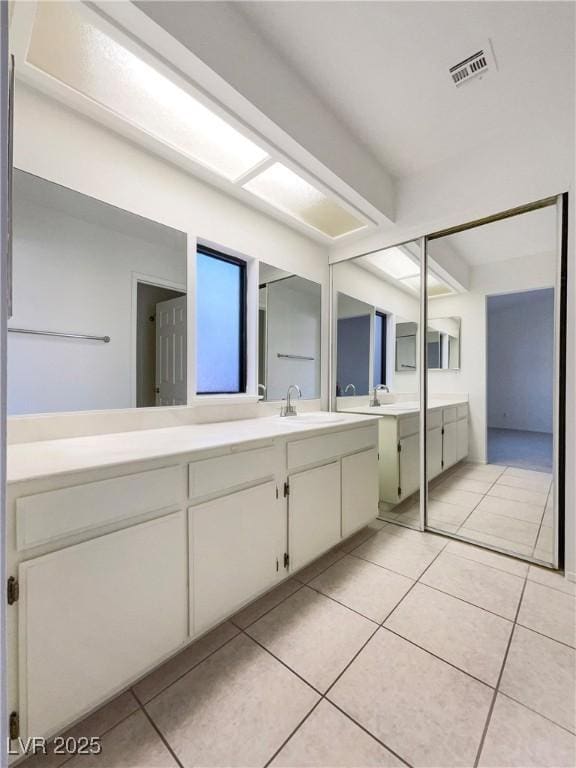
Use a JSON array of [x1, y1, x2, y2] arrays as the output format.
[[373, 312, 387, 386], [196, 247, 246, 394]]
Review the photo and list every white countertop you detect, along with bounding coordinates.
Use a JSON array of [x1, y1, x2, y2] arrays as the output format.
[[7, 412, 379, 484], [342, 397, 468, 417]]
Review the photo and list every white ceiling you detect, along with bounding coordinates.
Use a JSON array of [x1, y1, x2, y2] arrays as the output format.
[[437, 204, 557, 266], [237, 1, 575, 178]]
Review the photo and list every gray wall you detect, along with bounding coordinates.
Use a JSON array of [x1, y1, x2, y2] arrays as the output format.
[[337, 315, 370, 396], [487, 288, 554, 433]]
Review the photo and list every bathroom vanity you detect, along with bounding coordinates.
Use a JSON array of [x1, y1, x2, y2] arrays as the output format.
[[6, 413, 378, 744], [343, 400, 468, 503]]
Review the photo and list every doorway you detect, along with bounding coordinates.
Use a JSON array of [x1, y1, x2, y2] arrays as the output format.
[[136, 281, 186, 407], [487, 288, 554, 473]]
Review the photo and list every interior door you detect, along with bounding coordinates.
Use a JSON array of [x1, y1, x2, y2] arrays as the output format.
[[156, 295, 187, 406]]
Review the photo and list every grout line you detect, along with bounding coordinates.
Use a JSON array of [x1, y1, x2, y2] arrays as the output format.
[[416, 581, 519, 623], [497, 690, 576, 737], [515, 620, 576, 651], [472, 572, 529, 767], [381, 625, 497, 691], [241, 628, 324, 697], [326, 700, 414, 768], [230, 581, 307, 631], [262, 699, 323, 768], [132, 688, 187, 768], [531, 484, 553, 557], [33, 706, 142, 768], [141, 625, 243, 705]]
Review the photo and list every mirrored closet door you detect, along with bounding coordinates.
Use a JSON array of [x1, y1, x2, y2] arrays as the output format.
[[332, 240, 424, 530], [424, 198, 564, 568]]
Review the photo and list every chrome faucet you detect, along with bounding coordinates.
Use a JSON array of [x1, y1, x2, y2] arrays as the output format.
[[344, 383, 356, 396], [280, 384, 302, 417], [370, 384, 389, 407], [258, 383, 267, 399]]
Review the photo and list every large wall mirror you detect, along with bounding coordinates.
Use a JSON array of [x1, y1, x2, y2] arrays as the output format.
[[331, 196, 564, 570], [333, 240, 423, 529], [258, 263, 321, 401], [9, 170, 188, 414]]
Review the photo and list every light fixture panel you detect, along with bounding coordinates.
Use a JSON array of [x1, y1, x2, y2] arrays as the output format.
[[26, 2, 269, 181], [243, 163, 366, 238]]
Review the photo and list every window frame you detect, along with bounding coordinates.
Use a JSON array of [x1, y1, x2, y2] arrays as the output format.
[[196, 245, 247, 395], [374, 311, 387, 387]]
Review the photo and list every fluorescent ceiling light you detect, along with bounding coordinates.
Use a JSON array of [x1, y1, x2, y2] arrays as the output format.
[[363, 247, 419, 279], [243, 162, 366, 238], [26, 3, 269, 181], [401, 274, 455, 297]]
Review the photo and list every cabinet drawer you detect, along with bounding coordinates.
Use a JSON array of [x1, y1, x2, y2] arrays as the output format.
[[398, 415, 419, 438], [287, 426, 376, 471], [16, 466, 182, 551], [457, 404, 468, 420], [189, 446, 275, 500], [428, 410, 442, 430], [443, 406, 458, 424]]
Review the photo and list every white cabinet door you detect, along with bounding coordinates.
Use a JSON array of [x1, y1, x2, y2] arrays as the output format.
[[443, 421, 458, 469], [342, 449, 378, 537], [399, 433, 419, 499], [456, 418, 469, 461], [190, 481, 282, 634], [19, 512, 188, 740], [289, 462, 341, 572], [427, 427, 443, 479]]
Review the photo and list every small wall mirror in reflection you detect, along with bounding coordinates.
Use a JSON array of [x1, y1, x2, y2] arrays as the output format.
[[395, 317, 461, 371], [9, 170, 188, 415], [427, 317, 461, 370], [258, 263, 321, 401]]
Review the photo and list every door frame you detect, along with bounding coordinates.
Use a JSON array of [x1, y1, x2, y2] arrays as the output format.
[[423, 194, 567, 569], [130, 272, 187, 408]]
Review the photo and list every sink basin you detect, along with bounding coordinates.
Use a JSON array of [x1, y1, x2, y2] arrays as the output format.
[[274, 413, 348, 426]]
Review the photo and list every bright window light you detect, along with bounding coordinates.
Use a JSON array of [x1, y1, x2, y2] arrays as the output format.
[[27, 3, 269, 181], [401, 274, 455, 297], [362, 247, 420, 279], [243, 163, 366, 238]]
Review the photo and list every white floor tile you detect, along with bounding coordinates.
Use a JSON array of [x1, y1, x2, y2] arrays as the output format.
[[66, 711, 178, 768], [462, 505, 540, 547], [309, 554, 413, 623], [352, 528, 441, 579], [528, 565, 576, 596], [246, 586, 375, 691], [270, 700, 404, 767], [329, 628, 492, 768], [421, 552, 525, 619], [518, 581, 576, 647], [478, 694, 576, 768], [429, 486, 484, 512], [385, 583, 512, 685], [500, 626, 576, 733], [487, 483, 548, 507], [146, 634, 318, 767], [445, 539, 529, 577], [470, 494, 544, 525]]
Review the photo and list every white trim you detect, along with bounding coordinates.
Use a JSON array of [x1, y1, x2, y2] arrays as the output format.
[[130, 271, 187, 408]]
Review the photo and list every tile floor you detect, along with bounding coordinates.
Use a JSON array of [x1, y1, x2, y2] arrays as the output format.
[[22, 521, 575, 768], [384, 462, 554, 563]]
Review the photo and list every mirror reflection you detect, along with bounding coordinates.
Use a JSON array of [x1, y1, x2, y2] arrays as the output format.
[[333, 241, 423, 529], [396, 317, 461, 371], [9, 171, 187, 415], [258, 264, 321, 401], [426, 205, 557, 566]]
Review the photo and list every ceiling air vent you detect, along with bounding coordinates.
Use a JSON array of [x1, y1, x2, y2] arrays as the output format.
[[450, 46, 493, 87]]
